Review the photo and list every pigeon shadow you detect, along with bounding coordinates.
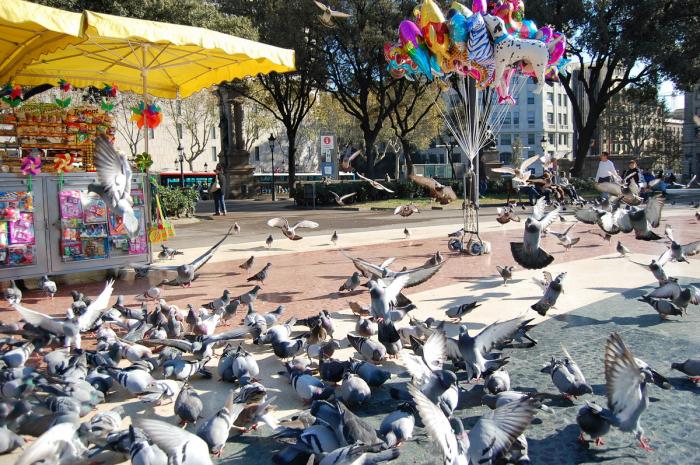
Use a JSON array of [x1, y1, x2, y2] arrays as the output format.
[[258, 292, 303, 304], [590, 287, 649, 299], [317, 275, 352, 280], [158, 292, 209, 302], [553, 313, 610, 329], [609, 313, 678, 328], [667, 376, 700, 393], [300, 292, 345, 302], [234, 246, 288, 252], [528, 424, 637, 464]]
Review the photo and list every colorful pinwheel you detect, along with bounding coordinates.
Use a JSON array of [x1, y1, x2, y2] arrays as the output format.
[[131, 101, 163, 129], [2, 83, 22, 108], [134, 152, 153, 172], [53, 152, 74, 173], [55, 79, 72, 108], [21, 153, 41, 191]]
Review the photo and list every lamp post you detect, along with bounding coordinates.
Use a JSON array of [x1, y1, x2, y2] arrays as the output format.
[[268, 133, 276, 201], [203, 162, 208, 172], [540, 135, 548, 155], [177, 142, 185, 188]]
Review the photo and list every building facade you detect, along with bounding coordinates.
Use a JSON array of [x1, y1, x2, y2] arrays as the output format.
[[683, 85, 700, 178]]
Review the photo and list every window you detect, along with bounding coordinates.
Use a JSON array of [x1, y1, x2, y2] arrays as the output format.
[[254, 146, 260, 162], [527, 111, 535, 127], [546, 112, 554, 125], [500, 134, 512, 146], [563, 134, 569, 145], [211, 146, 217, 161], [561, 113, 568, 127], [548, 133, 555, 145], [546, 93, 554, 105], [528, 151, 536, 158], [559, 134, 564, 145], [503, 113, 511, 125], [176, 123, 182, 139], [499, 152, 512, 164], [210, 127, 216, 139], [513, 112, 520, 125], [558, 94, 562, 106], [558, 114, 562, 125], [527, 93, 535, 105], [563, 97, 568, 108], [527, 133, 535, 145], [148, 128, 154, 139]]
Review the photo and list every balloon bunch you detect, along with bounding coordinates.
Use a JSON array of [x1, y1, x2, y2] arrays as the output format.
[[1, 82, 22, 108], [131, 101, 163, 129], [385, 0, 569, 104], [55, 79, 72, 109]]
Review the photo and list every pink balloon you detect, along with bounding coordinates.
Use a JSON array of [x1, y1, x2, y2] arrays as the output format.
[[399, 20, 423, 48], [548, 33, 566, 65], [472, 0, 486, 14]]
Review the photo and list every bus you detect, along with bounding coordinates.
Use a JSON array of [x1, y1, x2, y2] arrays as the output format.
[[158, 171, 215, 189]]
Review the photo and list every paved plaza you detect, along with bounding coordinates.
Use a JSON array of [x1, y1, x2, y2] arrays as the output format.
[[1, 204, 698, 465]]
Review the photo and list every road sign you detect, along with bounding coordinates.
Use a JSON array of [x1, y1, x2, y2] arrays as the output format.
[[320, 132, 336, 177]]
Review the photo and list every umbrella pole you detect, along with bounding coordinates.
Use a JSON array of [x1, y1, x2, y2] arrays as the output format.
[[142, 44, 149, 155]]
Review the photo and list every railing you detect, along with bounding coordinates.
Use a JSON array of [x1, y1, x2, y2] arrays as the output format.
[[413, 163, 453, 178]]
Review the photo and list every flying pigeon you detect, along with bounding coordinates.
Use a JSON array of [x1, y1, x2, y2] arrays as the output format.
[[496, 265, 514, 285], [510, 197, 561, 269], [408, 174, 457, 204], [394, 203, 419, 217], [356, 172, 395, 193], [267, 217, 319, 240], [329, 191, 357, 206]]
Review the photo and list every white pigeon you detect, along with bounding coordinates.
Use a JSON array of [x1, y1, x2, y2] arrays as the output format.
[[356, 172, 395, 193], [492, 155, 541, 185], [313, 1, 351, 28], [267, 217, 319, 240], [137, 418, 213, 465]]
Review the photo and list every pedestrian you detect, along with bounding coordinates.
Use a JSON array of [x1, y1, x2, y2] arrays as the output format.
[[595, 151, 617, 200], [622, 159, 642, 186], [211, 163, 227, 216]]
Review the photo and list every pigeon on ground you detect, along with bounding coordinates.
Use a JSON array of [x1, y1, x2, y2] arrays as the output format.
[[616, 241, 630, 257], [15, 422, 86, 465], [203, 290, 231, 312], [137, 418, 212, 465], [319, 444, 400, 465], [239, 255, 255, 274], [286, 363, 334, 405], [378, 319, 402, 358], [671, 358, 700, 382], [330, 191, 357, 206], [403, 227, 410, 240], [541, 346, 593, 399], [233, 222, 240, 235], [4, 280, 21, 304], [0, 424, 23, 454], [510, 197, 561, 269], [356, 172, 394, 193], [152, 226, 232, 286], [356, 316, 378, 337], [128, 424, 168, 465], [331, 230, 338, 245], [266, 234, 273, 248], [366, 275, 410, 322], [445, 300, 480, 322], [341, 372, 371, 406], [38, 275, 57, 299], [163, 356, 212, 381], [175, 383, 204, 426], [496, 265, 514, 285], [247, 263, 272, 284], [196, 389, 240, 456], [349, 359, 391, 387], [89, 135, 139, 236], [340, 272, 361, 292], [576, 401, 611, 447], [348, 334, 386, 364], [218, 345, 259, 385], [485, 368, 511, 395], [379, 402, 416, 448], [531, 272, 566, 316], [637, 295, 684, 319], [267, 217, 319, 240], [107, 366, 156, 395], [238, 285, 261, 307], [158, 244, 183, 260]]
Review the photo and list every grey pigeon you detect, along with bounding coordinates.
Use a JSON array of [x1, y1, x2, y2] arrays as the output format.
[[331, 230, 338, 245], [4, 280, 21, 305], [286, 363, 334, 404], [1, 341, 36, 368], [141, 379, 180, 405], [627, 197, 664, 240], [239, 255, 254, 274], [531, 272, 566, 316], [265, 234, 273, 248], [340, 272, 361, 292], [660, 225, 700, 263], [220, 345, 259, 385], [155, 226, 233, 286], [377, 319, 402, 358], [510, 197, 560, 269], [616, 241, 630, 257], [175, 383, 204, 426], [247, 262, 272, 284], [39, 275, 57, 299], [379, 402, 416, 447], [341, 372, 371, 407], [355, 316, 377, 337], [349, 359, 391, 387], [137, 418, 212, 465], [319, 444, 400, 465], [541, 345, 592, 399], [158, 244, 183, 259], [196, 389, 240, 455], [0, 424, 23, 454], [89, 135, 139, 236], [107, 366, 156, 396], [671, 358, 700, 382], [485, 368, 510, 395], [366, 275, 409, 321], [15, 422, 85, 465], [203, 290, 231, 312], [330, 190, 357, 206], [267, 217, 319, 240], [496, 265, 514, 285], [238, 285, 262, 307], [348, 334, 386, 364], [163, 356, 212, 380], [627, 258, 669, 285], [445, 300, 480, 322], [637, 295, 684, 319], [319, 358, 351, 384], [272, 338, 304, 360], [264, 305, 285, 326], [403, 227, 410, 240], [576, 401, 611, 447], [456, 317, 526, 380], [233, 222, 241, 235], [129, 424, 168, 465]]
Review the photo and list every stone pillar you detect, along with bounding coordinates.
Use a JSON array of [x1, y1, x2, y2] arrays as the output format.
[[219, 86, 254, 198]]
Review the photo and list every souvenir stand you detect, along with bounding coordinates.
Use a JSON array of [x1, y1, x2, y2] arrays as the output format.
[[0, 102, 151, 280]]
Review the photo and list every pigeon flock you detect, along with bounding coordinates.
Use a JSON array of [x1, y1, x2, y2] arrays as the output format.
[[0, 138, 699, 465]]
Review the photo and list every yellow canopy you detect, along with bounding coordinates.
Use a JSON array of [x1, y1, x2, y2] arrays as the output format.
[[0, 0, 84, 84], [11, 9, 296, 99]]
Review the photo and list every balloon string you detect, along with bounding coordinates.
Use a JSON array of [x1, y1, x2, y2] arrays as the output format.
[[27, 174, 32, 192]]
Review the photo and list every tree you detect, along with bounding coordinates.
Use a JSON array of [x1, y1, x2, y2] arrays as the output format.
[[242, 100, 277, 154], [527, 0, 700, 176], [112, 93, 143, 158], [318, 0, 413, 177], [603, 89, 665, 158], [163, 91, 219, 170], [219, 0, 324, 191]]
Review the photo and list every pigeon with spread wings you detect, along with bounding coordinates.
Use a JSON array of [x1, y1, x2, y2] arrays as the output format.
[[491, 154, 540, 184], [510, 197, 561, 269], [89, 136, 138, 237], [340, 249, 444, 288], [314, 1, 351, 28], [659, 225, 700, 263], [339, 149, 361, 172], [153, 226, 232, 286], [355, 172, 395, 193], [408, 174, 457, 205], [329, 190, 356, 206], [267, 218, 319, 240]]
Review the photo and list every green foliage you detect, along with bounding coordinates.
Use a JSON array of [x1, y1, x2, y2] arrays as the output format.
[[156, 185, 198, 218], [568, 177, 597, 192]]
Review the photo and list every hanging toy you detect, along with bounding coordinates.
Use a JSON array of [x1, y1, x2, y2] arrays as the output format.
[[131, 101, 163, 129], [55, 79, 72, 108], [100, 97, 115, 112], [53, 152, 74, 189], [21, 151, 42, 192], [134, 152, 153, 172], [102, 83, 118, 98], [2, 83, 22, 108]]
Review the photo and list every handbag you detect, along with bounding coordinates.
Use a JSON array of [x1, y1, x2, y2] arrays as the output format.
[[210, 178, 220, 193]]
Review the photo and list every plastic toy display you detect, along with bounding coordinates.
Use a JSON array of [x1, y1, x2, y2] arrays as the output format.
[[0, 191, 35, 267]]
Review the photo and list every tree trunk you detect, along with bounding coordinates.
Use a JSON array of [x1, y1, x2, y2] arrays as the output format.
[[571, 108, 603, 177], [287, 129, 297, 192], [217, 87, 233, 169], [364, 132, 378, 178], [401, 138, 414, 176], [187, 160, 194, 171]]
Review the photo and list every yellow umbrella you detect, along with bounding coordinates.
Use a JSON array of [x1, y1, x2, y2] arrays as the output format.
[[0, 0, 84, 84]]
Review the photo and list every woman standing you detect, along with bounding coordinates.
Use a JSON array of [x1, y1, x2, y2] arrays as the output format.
[[211, 163, 227, 216]]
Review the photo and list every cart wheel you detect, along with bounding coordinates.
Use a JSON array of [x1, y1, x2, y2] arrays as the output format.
[[468, 240, 483, 256]]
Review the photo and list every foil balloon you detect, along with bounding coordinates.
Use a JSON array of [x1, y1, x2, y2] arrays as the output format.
[[548, 32, 566, 65], [492, 0, 525, 35], [472, 0, 487, 14], [519, 19, 538, 39], [467, 13, 495, 88], [399, 20, 441, 79], [384, 43, 418, 80], [449, 1, 473, 17], [418, 0, 452, 71], [494, 68, 517, 105]]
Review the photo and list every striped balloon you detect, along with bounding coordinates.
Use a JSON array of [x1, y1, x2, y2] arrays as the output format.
[[467, 13, 495, 87]]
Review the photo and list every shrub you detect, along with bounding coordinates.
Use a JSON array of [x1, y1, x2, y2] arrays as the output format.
[[569, 177, 596, 192], [156, 185, 198, 217]]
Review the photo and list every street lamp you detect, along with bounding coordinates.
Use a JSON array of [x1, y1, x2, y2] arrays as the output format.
[[177, 141, 185, 188], [268, 133, 276, 201], [203, 162, 208, 172], [540, 135, 548, 154]]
